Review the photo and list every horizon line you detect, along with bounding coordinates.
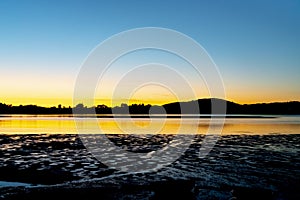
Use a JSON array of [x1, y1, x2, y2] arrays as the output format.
[[1, 98, 300, 108]]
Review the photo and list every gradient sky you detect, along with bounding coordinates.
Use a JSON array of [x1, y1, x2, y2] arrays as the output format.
[[0, 0, 299, 107]]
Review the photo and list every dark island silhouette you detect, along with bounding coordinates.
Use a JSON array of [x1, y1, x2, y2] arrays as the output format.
[[1, 98, 300, 115]]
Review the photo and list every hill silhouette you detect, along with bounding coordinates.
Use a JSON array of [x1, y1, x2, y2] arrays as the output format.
[[163, 98, 300, 114], [0, 98, 300, 115]]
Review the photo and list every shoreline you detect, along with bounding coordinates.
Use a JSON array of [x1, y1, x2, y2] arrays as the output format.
[[0, 114, 281, 118]]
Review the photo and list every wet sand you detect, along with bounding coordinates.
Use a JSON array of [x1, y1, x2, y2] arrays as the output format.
[[0, 134, 299, 199]]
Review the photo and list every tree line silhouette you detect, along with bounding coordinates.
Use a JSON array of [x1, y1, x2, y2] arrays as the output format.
[[1, 98, 300, 115]]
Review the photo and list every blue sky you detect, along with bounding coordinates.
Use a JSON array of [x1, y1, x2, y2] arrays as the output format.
[[0, 0, 299, 106]]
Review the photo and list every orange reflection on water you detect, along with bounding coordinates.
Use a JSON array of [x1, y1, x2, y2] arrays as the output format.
[[0, 118, 78, 134], [0, 115, 300, 135]]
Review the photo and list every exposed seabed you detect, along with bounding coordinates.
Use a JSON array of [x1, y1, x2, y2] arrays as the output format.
[[0, 134, 299, 199]]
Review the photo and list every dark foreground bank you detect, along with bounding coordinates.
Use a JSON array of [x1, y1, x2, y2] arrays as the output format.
[[0, 134, 299, 199]]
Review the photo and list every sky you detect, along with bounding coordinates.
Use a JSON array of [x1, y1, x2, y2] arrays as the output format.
[[0, 0, 299, 107]]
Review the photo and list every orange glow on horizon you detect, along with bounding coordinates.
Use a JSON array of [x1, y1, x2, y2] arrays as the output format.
[[1, 95, 300, 108]]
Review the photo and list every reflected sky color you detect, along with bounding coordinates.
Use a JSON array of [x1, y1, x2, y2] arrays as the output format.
[[1, 115, 300, 135], [0, 0, 299, 106]]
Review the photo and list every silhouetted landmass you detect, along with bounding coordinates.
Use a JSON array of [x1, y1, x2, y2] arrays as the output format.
[[163, 98, 300, 115], [0, 104, 71, 114], [1, 98, 300, 115]]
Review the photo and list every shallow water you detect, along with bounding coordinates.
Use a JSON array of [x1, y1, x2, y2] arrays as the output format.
[[0, 115, 300, 199], [0, 134, 299, 199], [0, 114, 300, 135]]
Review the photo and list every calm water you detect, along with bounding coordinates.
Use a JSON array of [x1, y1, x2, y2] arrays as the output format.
[[0, 114, 300, 134]]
